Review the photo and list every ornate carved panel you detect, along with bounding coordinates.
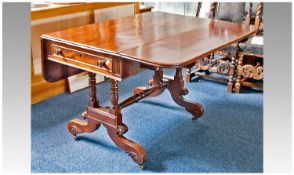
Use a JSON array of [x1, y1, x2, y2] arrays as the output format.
[[196, 57, 231, 75], [239, 62, 263, 80]]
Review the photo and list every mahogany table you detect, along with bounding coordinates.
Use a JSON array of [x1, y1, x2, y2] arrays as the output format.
[[41, 12, 255, 169]]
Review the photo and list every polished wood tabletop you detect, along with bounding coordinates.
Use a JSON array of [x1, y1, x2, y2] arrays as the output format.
[[43, 12, 255, 68]]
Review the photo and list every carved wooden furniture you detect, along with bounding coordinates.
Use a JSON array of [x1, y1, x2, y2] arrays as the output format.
[[41, 12, 254, 169], [186, 2, 261, 93], [31, 2, 139, 104], [235, 3, 263, 93]]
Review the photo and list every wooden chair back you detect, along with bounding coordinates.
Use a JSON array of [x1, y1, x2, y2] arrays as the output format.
[[209, 2, 263, 34]]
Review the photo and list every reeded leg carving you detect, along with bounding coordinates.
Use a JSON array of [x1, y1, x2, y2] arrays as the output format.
[[235, 55, 244, 93], [167, 67, 204, 120], [227, 57, 236, 93], [67, 72, 101, 140], [134, 67, 165, 97], [109, 79, 147, 168]]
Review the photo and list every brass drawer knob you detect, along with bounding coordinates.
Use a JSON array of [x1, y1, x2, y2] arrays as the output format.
[[105, 59, 111, 69], [97, 59, 105, 68], [56, 48, 62, 56], [97, 59, 112, 70]]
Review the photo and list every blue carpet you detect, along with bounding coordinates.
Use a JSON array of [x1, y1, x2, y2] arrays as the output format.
[[31, 69, 263, 173]]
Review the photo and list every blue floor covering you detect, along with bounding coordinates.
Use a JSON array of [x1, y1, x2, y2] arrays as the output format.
[[31, 69, 263, 173]]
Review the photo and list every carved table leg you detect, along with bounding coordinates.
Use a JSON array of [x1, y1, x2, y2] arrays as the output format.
[[106, 126, 147, 169], [235, 54, 244, 93], [134, 67, 165, 97], [167, 67, 204, 120], [67, 72, 101, 140], [107, 79, 147, 168]]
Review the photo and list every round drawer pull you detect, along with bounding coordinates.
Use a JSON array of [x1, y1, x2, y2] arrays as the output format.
[[97, 60, 105, 68], [56, 48, 62, 55], [105, 59, 111, 69], [97, 59, 111, 70]]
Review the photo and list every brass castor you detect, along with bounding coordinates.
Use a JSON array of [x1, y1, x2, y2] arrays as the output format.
[[148, 79, 153, 86], [192, 116, 198, 121], [81, 111, 87, 119], [139, 164, 144, 170], [117, 123, 128, 135], [181, 88, 189, 95]]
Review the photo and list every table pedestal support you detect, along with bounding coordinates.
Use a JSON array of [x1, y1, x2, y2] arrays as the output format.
[[133, 67, 204, 119], [67, 68, 204, 169], [167, 67, 204, 119]]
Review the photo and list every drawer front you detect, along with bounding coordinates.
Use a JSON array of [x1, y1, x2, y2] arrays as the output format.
[[43, 40, 143, 81], [51, 44, 113, 73]]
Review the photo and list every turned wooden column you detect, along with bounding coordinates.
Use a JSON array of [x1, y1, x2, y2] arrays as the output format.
[[109, 79, 122, 117], [228, 57, 236, 93], [109, 79, 124, 127], [209, 2, 218, 19], [186, 67, 191, 82], [254, 2, 263, 35], [175, 67, 183, 79], [228, 43, 239, 93], [152, 67, 163, 84], [88, 72, 99, 108], [196, 2, 202, 17], [245, 2, 253, 26], [235, 54, 244, 93], [110, 79, 119, 110]]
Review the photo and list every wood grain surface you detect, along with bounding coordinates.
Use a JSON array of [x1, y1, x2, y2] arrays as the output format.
[[43, 12, 255, 68]]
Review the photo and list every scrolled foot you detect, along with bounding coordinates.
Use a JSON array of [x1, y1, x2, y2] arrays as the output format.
[[183, 101, 204, 120], [106, 127, 147, 166], [67, 118, 101, 139], [167, 67, 204, 120], [184, 103, 204, 120]]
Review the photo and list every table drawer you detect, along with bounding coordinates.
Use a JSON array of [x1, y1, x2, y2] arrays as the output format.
[[42, 39, 143, 82], [51, 44, 113, 73]]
